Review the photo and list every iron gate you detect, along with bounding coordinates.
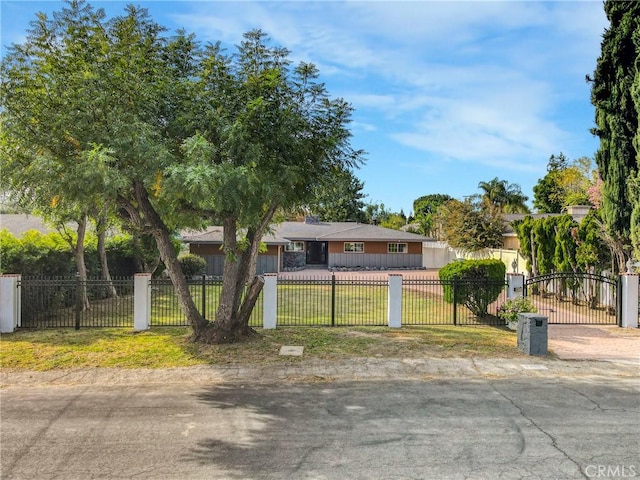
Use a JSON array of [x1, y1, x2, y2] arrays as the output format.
[[524, 272, 619, 325]]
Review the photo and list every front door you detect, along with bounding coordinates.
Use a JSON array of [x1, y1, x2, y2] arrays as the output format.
[[306, 241, 328, 265]]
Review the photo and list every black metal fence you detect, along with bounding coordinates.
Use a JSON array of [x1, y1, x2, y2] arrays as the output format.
[[276, 275, 507, 327], [276, 276, 389, 326], [524, 272, 618, 324], [17, 274, 508, 329], [150, 276, 263, 327], [19, 276, 134, 328]]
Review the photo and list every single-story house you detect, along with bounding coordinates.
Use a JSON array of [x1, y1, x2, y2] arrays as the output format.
[[183, 218, 431, 275]]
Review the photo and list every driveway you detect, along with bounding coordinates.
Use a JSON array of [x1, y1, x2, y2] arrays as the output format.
[[548, 324, 640, 364]]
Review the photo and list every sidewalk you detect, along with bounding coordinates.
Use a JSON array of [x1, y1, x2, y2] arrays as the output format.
[[2, 354, 638, 389]]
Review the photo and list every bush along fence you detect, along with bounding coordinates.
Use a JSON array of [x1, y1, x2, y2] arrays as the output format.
[[1, 272, 638, 332]]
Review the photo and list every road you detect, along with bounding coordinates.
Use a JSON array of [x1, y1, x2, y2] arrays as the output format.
[[2, 375, 639, 480]]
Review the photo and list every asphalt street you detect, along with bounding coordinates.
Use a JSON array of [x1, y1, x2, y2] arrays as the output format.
[[2, 374, 639, 480]]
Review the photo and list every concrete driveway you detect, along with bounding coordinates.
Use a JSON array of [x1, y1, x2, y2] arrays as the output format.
[[548, 324, 640, 364]]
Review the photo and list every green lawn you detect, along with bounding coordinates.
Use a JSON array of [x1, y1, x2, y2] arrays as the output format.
[[0, 325, 520, 371]]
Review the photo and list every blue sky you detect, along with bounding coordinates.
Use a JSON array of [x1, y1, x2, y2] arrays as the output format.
[[1, 1, 607, 215]]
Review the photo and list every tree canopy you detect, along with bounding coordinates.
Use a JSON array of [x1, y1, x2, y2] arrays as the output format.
[[477, 177, 529, 215], [589, 0, 640, 267], [433, 199, 505, 252], [533, 153, 595, 213], [0, 0, 363, 343]]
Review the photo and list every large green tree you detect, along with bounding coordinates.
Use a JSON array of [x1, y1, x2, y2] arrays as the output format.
[[590, 0, 640, 269], [533, 153, 594, 213], [434, 199, 504, 252], [0, 1, 362, 343], [305, 167, 366, 222], [412, 194, 453, 236], [477, 177, 529, 215]]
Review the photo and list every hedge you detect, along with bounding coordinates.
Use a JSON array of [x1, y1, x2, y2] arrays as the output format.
[[439, 259, 506, 317]]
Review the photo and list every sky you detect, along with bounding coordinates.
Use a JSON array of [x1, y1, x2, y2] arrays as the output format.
[[1, 0, 608, 215]]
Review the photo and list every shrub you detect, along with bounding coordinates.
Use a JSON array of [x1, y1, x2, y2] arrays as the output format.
[[0, 229, 74, 276], [439, 259, 506, 317], [178, 253, 207, 277], [497, 297, 537, 323]]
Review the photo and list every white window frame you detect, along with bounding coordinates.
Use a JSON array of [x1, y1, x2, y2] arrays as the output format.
[[285, 241, 305, 252], [344, 242, 364, 253], [388, 243, 408, 253]]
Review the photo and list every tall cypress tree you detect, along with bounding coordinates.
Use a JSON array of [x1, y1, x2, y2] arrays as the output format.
[[590, 0, 640, 268]]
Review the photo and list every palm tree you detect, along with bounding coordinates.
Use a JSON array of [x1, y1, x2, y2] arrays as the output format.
[[478, 177, 530, 215]]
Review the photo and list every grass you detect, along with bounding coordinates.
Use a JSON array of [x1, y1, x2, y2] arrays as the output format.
[[0, 325, 521, 371]]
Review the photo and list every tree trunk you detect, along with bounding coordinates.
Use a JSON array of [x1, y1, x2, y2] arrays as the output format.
[[126, 183, 208, 337], [214, 216, 242, 335], [95, 210, 118, 298], [209, 204, 279, 343], [530, 229, 538, 277]]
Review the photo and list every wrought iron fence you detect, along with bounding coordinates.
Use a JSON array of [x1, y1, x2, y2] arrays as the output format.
[[19, 276, 134, 328], [276, 275, 507, 327], [524, 272, 618, 324], [17, 274, 508, 329], [150, 276, 263, 327], [276, 276, 388, 326]]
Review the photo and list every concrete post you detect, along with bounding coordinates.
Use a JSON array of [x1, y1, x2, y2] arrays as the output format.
[[388, 274, 402, 328], [517, 313, 548, 356], [507, 273, 525, 299], [134, 273, 151, 331], [263, 274, 277, 329], [0, 275, 21, 333], [620, 274, 639, 328]]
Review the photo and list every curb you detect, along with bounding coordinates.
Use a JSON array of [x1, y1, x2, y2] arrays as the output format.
[[2, 356, 638, 388]]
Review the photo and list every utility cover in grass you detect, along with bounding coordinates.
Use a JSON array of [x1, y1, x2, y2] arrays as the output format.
[[279, 346, 304, 356]]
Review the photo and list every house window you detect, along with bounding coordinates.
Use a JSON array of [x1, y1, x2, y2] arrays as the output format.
[[344, 242, 364, 253], [285, 241, 305, 252], [388, 243, 408, 253]]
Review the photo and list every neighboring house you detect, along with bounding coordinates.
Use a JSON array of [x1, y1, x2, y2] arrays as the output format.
[[183, 218, 431, 275], [501, 205, 592, 251], [0, 213, 78, 237]]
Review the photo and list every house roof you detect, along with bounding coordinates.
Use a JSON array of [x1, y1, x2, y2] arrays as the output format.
[[181, 226, 290, 246], [181, 222, 430, 244], [0, 214, 78, 237], [275, 222, 430, 242], [502, 206, 591, 234]]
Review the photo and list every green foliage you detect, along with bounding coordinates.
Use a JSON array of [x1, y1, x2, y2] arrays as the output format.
[[305, 167, 367, 222], [439, 259, 506, 317], [477, 177, 529, 215], [178, 253, 207, 277], [514, 212, 610, 276], [434, 200, 505, 251], [0, 2, 363, 339], [553, 215, 579, 272], [590, 0, 640, 264], [380, 213, 407, 230], [533, 154, 595, 213], [497, 297, 537, 323], [412, 194, 453, 236], [0, 229, 73, 276]]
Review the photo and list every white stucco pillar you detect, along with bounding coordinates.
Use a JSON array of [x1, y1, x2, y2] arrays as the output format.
[[0, 274, 21, 333], [134, 273, 151, 331], [620, 274, 639, 328], [388, 274, 402, 328], [507, 274, 525, 299], [263, 274, 277, 329]]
